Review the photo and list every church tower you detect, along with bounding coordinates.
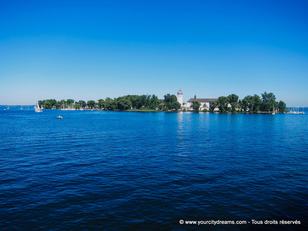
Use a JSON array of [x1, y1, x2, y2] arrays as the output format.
[[177, 89, 183, 106]]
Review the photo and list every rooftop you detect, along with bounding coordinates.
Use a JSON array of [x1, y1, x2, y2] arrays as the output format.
[[187, 98, 218, 102]]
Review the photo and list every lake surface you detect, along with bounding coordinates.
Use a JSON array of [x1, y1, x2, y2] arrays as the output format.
[[1, 109, 307, 230]]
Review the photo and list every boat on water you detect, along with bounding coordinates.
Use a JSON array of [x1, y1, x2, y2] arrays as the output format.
[[272, 106, 275, 115], [56, 115, 63, 119], [34, 102, 43, 113], [289, 107, 305, 114], [61, 102, 69, 111]]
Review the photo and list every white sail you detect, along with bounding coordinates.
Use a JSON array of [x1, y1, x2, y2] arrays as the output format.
[[34, 102, 43, 113], [272, 106, 275, 115]]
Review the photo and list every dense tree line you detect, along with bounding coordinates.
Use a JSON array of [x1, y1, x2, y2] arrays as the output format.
[[39, 93, 182, 111], [207, 92, 286, 113]]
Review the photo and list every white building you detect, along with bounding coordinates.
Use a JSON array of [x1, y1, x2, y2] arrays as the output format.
[[177, 89, 183, 105], [186, 95, 218, 110], [177, 90, 219, 111]]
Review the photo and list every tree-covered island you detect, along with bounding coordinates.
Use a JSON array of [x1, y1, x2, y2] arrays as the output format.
[[39, 91, 287, 113]]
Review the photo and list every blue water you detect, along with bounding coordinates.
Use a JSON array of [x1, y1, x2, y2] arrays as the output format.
[[0, 109, 307, 230]]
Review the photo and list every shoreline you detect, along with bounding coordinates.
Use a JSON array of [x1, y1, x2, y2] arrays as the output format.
[[30, 108, 293, 114]]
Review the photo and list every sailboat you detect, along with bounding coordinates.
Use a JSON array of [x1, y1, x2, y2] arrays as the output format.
[[290, 107, 301, 114], [61, 102, 68, 111], [272, 106, 275, 115], [34, 102, 43, 113]]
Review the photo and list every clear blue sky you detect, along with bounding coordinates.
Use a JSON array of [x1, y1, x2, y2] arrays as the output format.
[[1, 0, 307, 106]]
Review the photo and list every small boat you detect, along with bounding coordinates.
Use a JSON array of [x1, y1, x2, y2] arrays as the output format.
[[34, 102, 43, 113], [56, 115, 63, 119]]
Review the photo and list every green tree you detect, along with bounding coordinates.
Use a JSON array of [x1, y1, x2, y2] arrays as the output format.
[[164, 94, 177, 109], [238, 100, 243, 112], [173, 101, 181, 111], [171, 95, 177, 104], [78, 100, 86, 108], [41, 99, 57, 109], [118, 98, 132, 110], [109, 99, 118, 110], [136, 95, 147, 109], [242, 96, 250, 112], [44, 101, 52, 109], [128, 95, 139, 109], [209, 101, 217, 113], [74, 103, 80, 110], [217, 96, 229, 113], [104, 97, 112, 110], [252, 94, 262, 113], [261, 92, 276, 112], [87, 100, 95, 109], [243, 95, 253, 112], [46, 99, 57, 108], [149, 94, 159, 109], [146, 94, 151, 108], [228, 94, 239, 112], [192, 101, 201, 112], [278, 101, 286, 113], [98, 99, 105, 109]]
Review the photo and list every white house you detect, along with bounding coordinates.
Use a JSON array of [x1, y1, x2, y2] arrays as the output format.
[[187, 95, 218, 110]]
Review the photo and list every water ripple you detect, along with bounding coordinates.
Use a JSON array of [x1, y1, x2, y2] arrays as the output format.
[[0, 111, 307, 230]]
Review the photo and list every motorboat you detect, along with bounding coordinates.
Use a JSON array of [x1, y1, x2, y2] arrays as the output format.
[[56, 115, 63, 119]]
